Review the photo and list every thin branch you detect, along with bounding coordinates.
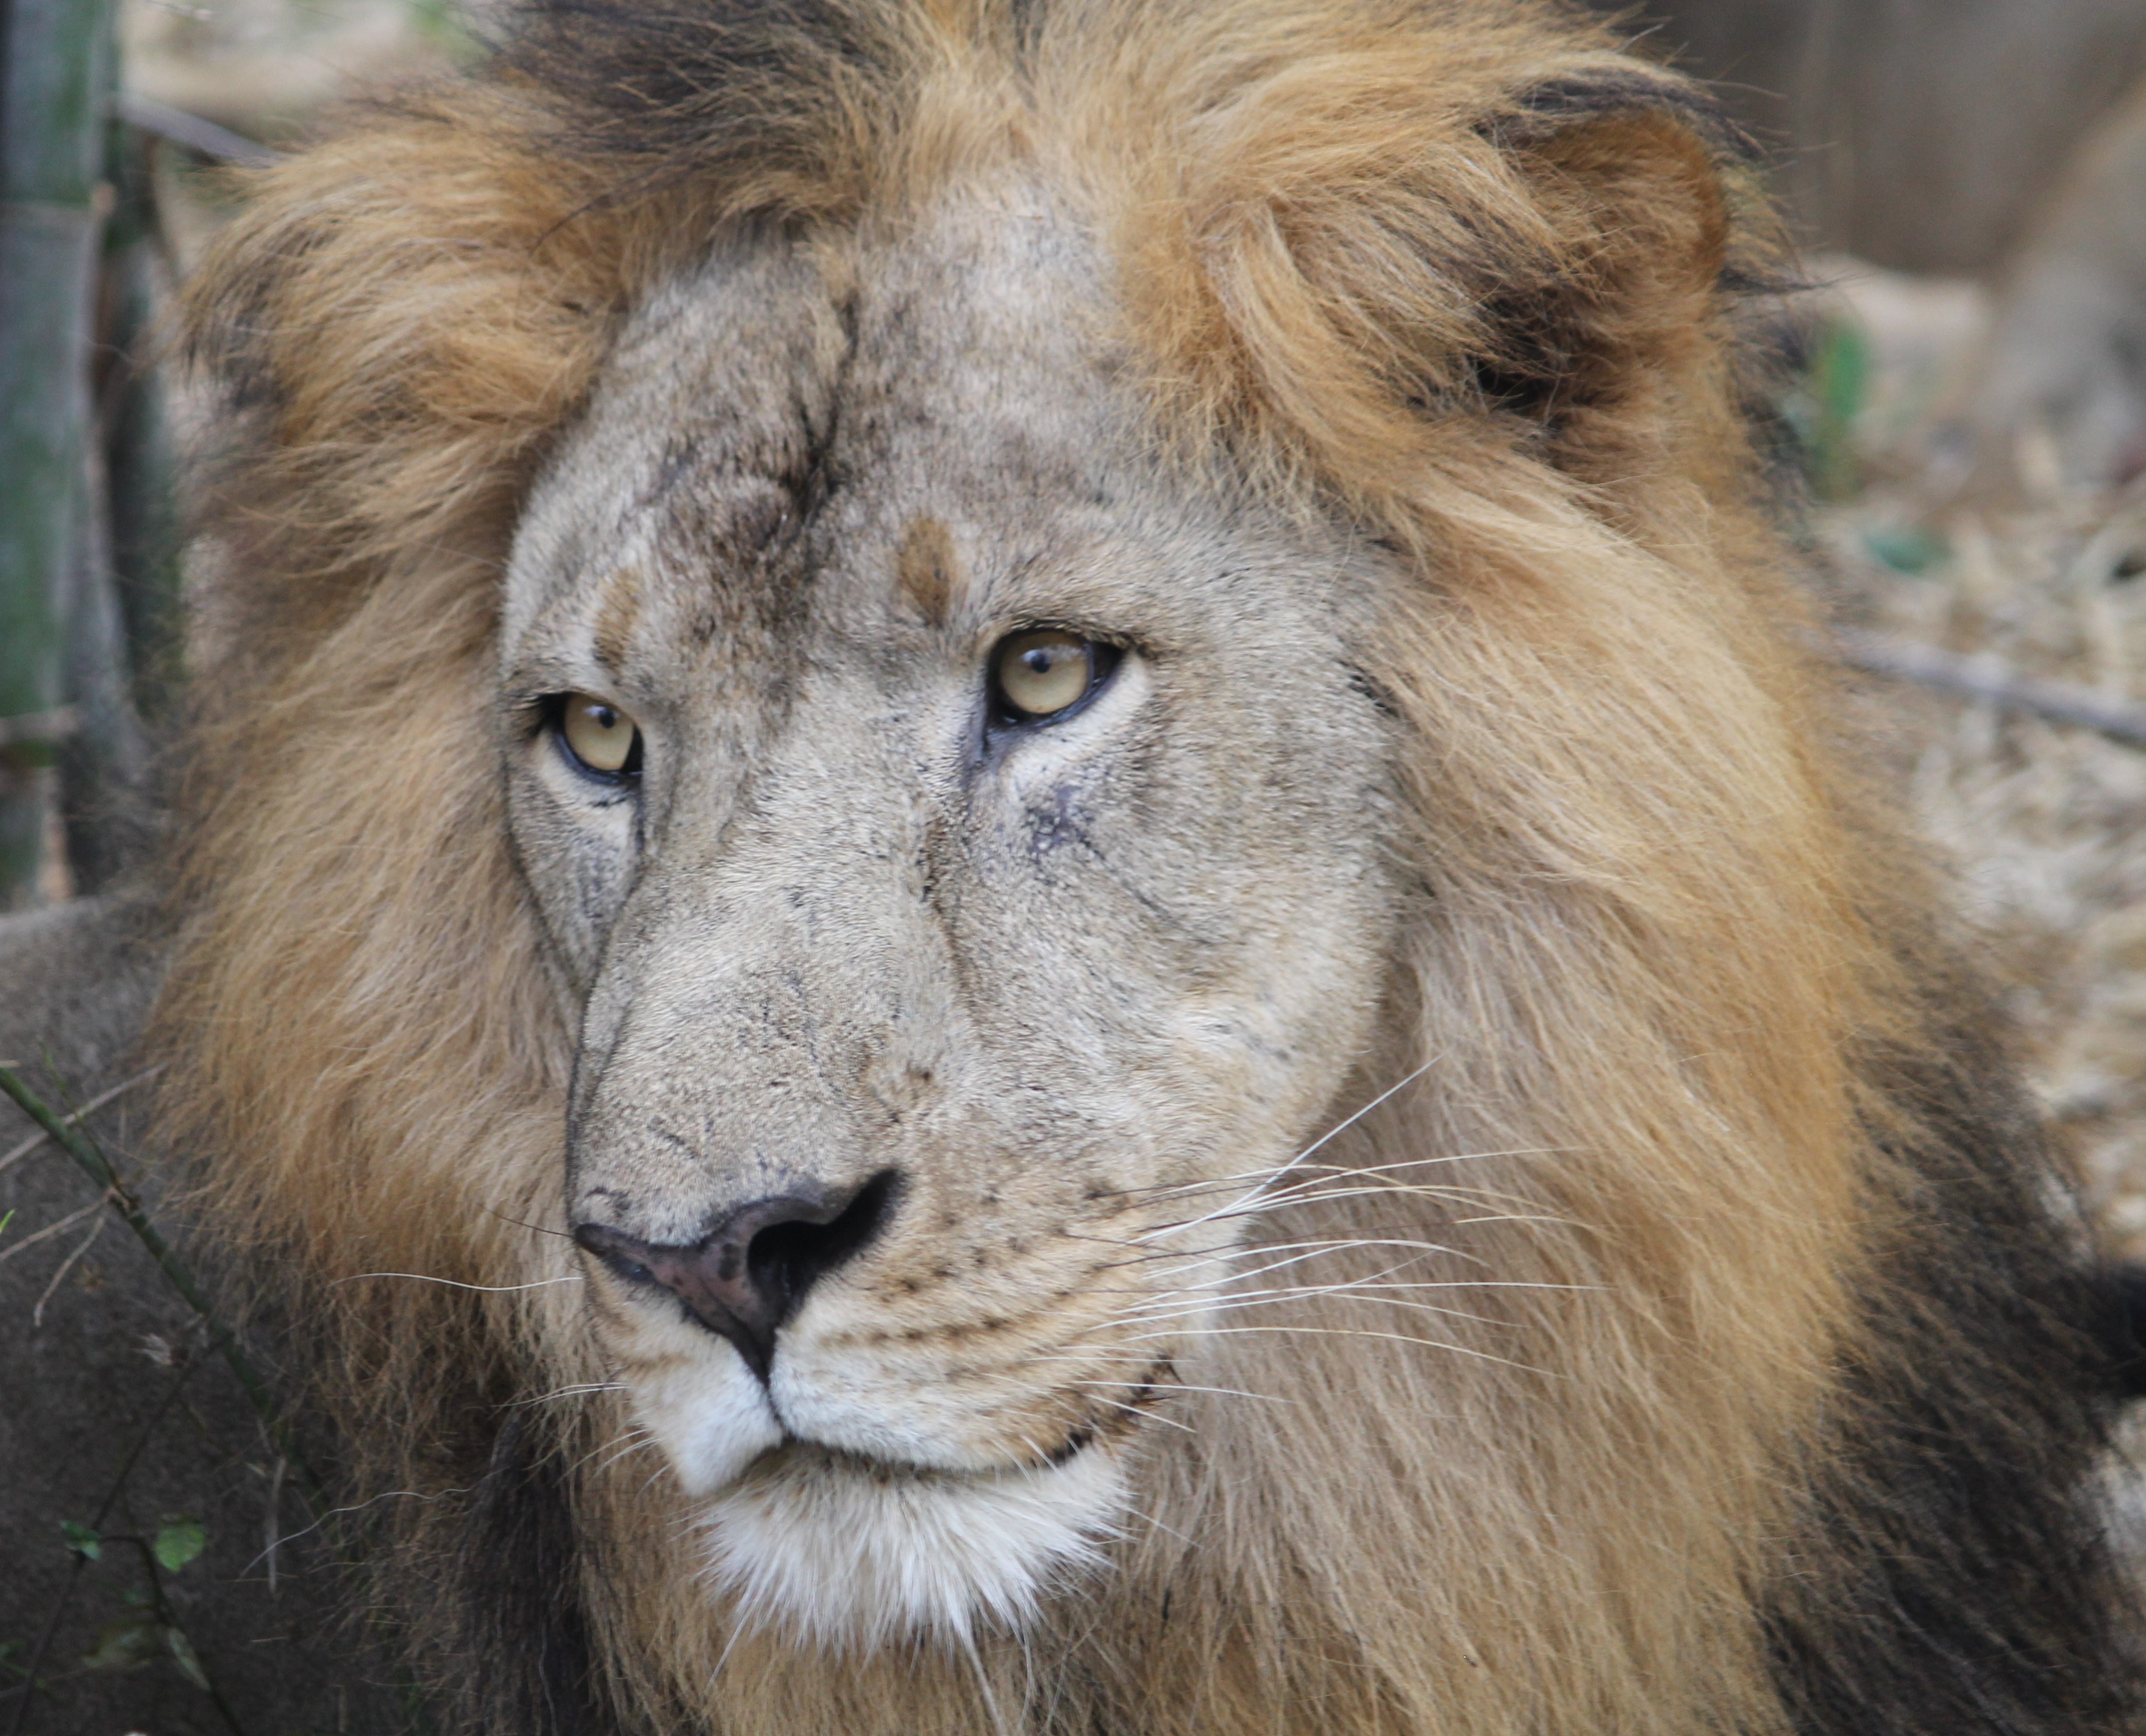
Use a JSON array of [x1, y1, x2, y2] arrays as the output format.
[[0, 1067, 438, 1735], [1835, 628, 2146, 748], [0, 1065, 165, 1179], [0, 708, 78, 750], [0, 1064, 327, 1519], [262, 1456, 287, 1596], [31, 1212, 105, 1326], [111, 93, 279, 167], [117, 1534, 251, 1736], [0, 1195, 105, 1270]]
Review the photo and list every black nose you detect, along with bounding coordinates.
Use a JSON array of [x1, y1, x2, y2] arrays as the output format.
[[574, 1171, 900, 1380]]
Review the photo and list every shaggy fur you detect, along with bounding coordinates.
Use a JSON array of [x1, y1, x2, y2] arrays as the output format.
[[152, 2, 2137, 1732]]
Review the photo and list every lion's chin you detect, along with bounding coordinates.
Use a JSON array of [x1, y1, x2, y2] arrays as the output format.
[[697, 1440, 1127, 1650]]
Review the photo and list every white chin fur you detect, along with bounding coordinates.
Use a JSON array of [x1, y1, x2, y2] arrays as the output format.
[[627, 1350, 785, 1498], [699, 1443, 1125, 1650]]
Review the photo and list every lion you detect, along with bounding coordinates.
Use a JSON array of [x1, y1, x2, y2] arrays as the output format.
[[1, 1, 2140, 1732]]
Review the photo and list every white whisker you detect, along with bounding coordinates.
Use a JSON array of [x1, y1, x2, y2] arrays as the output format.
[[1087, 1396, 1197, 1434], [1127, 1290, 1509, 1329], [1127, 1252, 1428, 1313], [1158, 1191, 1567, 1229], [591, 1436, 660, 1479], [331, 1272, 584, 1292], [1132, 1056, 1441, 1243], [516, 1381, 629, 1405], [1149, 1241, 1444, 1293], [1116, 1322, 1540, 1371], [1119, 1499, 1196, 1547], [1064, 1378, 1291, 1405], [241, 1486, 469, 1574], [575, 1424, 660, 1480], [1097, 1145, 1564, 1209]]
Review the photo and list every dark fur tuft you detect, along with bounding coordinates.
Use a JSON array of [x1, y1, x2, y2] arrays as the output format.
[[496, 0, 910, 211], [450, 1410, 607, 1736], [1764, 978, 2139, 1732], [2103, 1262, 2146, 1400]]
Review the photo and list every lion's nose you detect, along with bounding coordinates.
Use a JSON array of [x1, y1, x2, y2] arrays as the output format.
[[574, 1171, 900, 1381]]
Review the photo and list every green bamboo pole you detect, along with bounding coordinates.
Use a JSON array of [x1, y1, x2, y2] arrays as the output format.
[[0, 0, 113, 906], [103, 119, 184, 728]]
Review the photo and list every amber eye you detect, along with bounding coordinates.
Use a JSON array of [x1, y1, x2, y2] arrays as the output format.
[[990, 630, 1109, 722], [555, 693, 642, 778]]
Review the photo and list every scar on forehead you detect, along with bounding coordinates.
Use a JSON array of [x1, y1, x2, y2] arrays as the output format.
[[896, 516, 960, 626], [593, 567, 643, 676]]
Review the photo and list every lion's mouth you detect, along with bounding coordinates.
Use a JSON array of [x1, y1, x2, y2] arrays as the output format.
[[744, 1403, 1116, 1490], [750, 1415, 1102, 1489], [750, 1432, 1092, 1485], [773, 1353, 1167, 1478], [680, 1361, 1172, 1644]]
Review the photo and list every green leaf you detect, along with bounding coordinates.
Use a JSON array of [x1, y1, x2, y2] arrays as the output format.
[[0, 1208, 14, 1237], [1863, 523, 1950, 575], [80, 1612, 159, 1671], [152, 1516, 207, 1573], [1819, 319, 1872, 435], [162, 1623, 210, 1692], [60, 1518, 100, 1560], [1800, 315, 1873, 502]]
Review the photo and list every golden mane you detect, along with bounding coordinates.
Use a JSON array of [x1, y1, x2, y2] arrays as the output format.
[[151, 2, 2134, 1732]]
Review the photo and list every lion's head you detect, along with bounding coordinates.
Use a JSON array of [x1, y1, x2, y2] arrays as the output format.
[[512, 210, 1407, 1640], [139, 2, 2134, 1732]]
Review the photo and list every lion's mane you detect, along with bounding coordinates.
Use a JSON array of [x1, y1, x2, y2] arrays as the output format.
[[152, 2, 2137, 1732]]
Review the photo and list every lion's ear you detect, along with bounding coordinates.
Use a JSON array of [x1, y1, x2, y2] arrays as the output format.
[[1468, 71, 1748, 461], [1126, 49, 1759, 507]]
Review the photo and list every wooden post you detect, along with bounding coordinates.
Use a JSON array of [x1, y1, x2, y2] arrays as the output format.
[[0, 0, 113, 906]]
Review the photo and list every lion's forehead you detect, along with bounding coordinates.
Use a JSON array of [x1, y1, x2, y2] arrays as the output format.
[[504, 189, 1169, 660]]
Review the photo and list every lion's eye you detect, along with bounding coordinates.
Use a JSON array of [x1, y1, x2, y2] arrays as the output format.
[[555, 693, 642, 778], [990, 631, 1112, 723]]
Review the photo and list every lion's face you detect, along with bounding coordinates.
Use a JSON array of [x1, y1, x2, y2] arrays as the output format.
[[498, 199, 1400, 1644]]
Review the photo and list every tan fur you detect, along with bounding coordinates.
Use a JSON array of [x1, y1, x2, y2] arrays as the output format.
[[152, 5, 2011, 1734], [896, 516, 961, 624]]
